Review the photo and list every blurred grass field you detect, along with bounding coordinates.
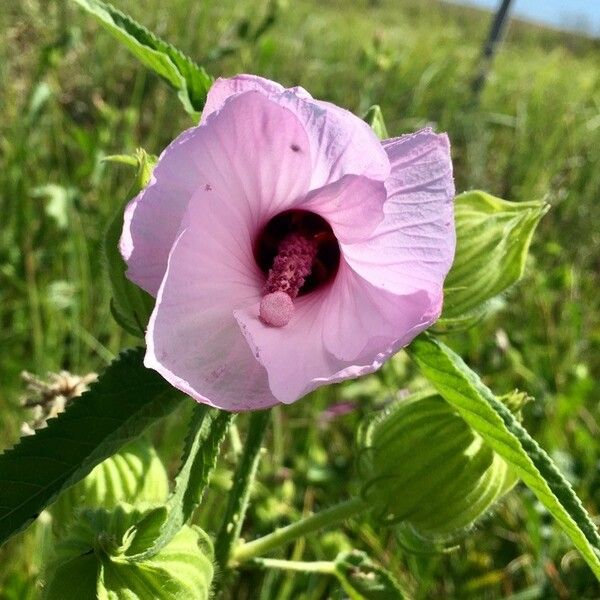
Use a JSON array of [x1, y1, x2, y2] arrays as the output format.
[[1, 0, 600, 597]]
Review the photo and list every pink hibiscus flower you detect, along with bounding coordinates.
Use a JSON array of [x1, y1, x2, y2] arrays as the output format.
[[120, 74, 455, 411]]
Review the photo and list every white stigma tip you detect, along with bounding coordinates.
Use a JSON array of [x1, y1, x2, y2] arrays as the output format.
[[259, 291, 294, 327]]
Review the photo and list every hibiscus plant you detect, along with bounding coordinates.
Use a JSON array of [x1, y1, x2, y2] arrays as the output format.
[[1, 0, 599, 598]]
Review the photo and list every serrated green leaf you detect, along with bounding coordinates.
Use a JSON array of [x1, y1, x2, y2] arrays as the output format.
[[334, 551, 405, 599], [104, 148, 156, 337], [0, 348, 183, 547], [437, 190, 548, 329], [362, 105, 389, 140], [407, 334, 600, 579], [127, 405, 233, 560], [71, 0, 212, 117]]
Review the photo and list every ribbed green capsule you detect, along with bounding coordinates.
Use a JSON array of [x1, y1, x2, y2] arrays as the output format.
[[50, 438, 169, 532], [43, 503, 214, 600], [358, 391, 517, 538]]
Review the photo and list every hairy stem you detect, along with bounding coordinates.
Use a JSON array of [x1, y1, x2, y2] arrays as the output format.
[[232, 496, 368, 564], [214, 409, 271, 570]]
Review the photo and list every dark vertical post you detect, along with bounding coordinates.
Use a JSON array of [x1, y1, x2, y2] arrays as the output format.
[[471, 0, 515, 96]]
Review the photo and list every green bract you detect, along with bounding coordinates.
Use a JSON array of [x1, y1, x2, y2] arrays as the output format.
[[50, 438, 169, 533], [436, 190, 548, 331], [359, 392, 517, 537], [43, 503, 214, 600]]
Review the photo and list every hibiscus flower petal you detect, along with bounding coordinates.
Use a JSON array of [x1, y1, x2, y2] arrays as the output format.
[[321, 261, 439, 362], [234, 291, 347, 403], [121, 90, 312, 296], [296, 175, 387, 244], [120, 126, 209, 296], [201, 73, 312, 123], [145, 188, 277, 411], [200, 74, 390, 188], [342, 128, 455, 304], [277, 93, 390, 188], [234, 261, 437, 404]]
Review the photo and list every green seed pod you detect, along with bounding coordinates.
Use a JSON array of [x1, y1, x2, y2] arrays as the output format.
[[51, 438, 169, 532], [43, 503, 214, 600], [358, 391, 517, 538]]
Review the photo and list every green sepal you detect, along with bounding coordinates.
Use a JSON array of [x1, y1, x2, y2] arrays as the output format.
[[104, 148, 156, 337], [42, 504, 214, 600], [436, 190, 548, 331], [359, 391, 516, 537]]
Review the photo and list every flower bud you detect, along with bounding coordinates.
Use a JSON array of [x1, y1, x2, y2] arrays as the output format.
[[43, 503, 214, 600], [358, 391, 517, 538], [50, 438, 169, 532]]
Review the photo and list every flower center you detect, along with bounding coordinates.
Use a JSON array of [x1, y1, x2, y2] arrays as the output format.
[[254, 210, 340, 327]]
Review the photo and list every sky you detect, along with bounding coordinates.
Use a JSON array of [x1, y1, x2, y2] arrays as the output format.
[[447, 0, 600, 37]]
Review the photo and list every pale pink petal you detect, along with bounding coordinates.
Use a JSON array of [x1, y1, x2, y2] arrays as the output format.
[[234, 290, 347, 403], [277, 93, 390, 188], [296, 175, 386, 244], [201, 74, 311, 123], [201, 74, 390, 188], [122, 91, 312, 296], [120, 127, 210, 296], [145, 188, 277, 411], [234, 262, 438, 405], [342, 128, 455, 299], [321, 261, 439, 362]]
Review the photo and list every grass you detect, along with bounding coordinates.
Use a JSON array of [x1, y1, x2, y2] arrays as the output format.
[[1, 0, 600, 597]]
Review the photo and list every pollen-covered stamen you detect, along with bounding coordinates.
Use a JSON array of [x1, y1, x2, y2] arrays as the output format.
[[260, 233, 318, 327]]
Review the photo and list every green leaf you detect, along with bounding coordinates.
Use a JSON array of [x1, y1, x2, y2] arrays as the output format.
[[104, 148, 156, 337], [50, 437, 169, 534], [43, 504, 214, 600], [128, 405, 233, 560], [71, 0, 212, 117], [407, 334, 600, 579], [334, 551, 405, 599], [436, 190, 548, 330], [0, 348, 183, 547], [362, 105, 389, 140]]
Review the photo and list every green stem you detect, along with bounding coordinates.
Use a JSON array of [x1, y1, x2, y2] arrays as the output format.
[[245, 557, 336, 574], [215, 409, 271, 570], [232, 496, 368, 564]]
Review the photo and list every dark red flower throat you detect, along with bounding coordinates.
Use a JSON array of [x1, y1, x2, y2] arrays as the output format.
[[254, 210, 341, 327]]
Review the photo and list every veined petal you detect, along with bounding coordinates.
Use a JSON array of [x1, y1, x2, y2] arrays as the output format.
[[277, 93, 390, 188], [343, 128, 455, 299], [121, 91, 312, 296], [145, 189, 277, 411], [201, 74, 312, 124], [120, 126, 209, 296], [321, 261, 439, 362], [296, 175, 386, 244], [234, 262, 438, 405], [199, 74, 390, 189], [234, 291, 347, 403]]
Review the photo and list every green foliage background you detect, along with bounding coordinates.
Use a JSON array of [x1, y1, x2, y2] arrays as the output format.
[[1, 0, 599, 597]]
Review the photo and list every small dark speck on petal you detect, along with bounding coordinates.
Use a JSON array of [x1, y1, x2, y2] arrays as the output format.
[[290, 144, 301, 152], [205, 184, 212, 191]]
